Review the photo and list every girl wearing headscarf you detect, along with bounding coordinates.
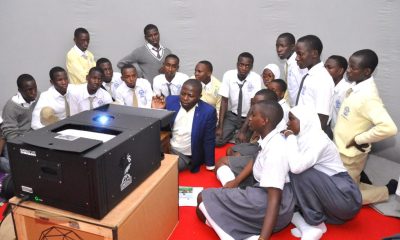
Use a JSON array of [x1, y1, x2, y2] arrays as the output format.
[[283, 105, 361, 240]]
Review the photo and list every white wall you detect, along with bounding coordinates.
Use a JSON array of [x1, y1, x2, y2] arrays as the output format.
[[1, 0, 399, 158]]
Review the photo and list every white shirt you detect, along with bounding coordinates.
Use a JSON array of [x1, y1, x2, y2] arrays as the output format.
[[297, 62, 334, 117], [330, 78, 353, 130], [69, 84, 113, 115], [218, 70, 262, 117], [275, 99, 290, 132], [31, 85, 76, 130], [102, 72, 123, 99], [285, 53, 308, 107], [153, 72, 189, 96], [115, 79, 153, 108], [286, 134, 347, 176], [170, 104, 197, 155], [252, 129, 289, 189], [11, 92, 34, 108], [146, 43, 165, 60]]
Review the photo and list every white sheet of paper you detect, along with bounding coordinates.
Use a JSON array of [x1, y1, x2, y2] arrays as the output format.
[[57, 129, 116, 143], [179, 186, 203, 207]]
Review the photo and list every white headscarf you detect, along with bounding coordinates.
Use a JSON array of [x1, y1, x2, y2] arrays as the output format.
[[264, 64, 281, 79], [290, 105, 325, 150]]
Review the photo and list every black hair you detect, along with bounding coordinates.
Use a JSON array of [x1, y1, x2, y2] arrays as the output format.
[[327, 55, 348, 71], [198, 60, 213, 73], [254, 89, 278, 102], [271, 79, 287, 92], [49, 66, 66, 80], [298, 35, 323, 55], [238, 52, 254, 65], [88, 66, 104, 76], [165, 54, 180, 64], [183, 79, 202, 95], [120, 64, 137, 74], [254, 100, 284, 129], [17, 74, 35, 89], [352, 49, 379, 72], [278, 32, 296, 45], [96, 58, 112, 67], [74, 27, 89, 38], [144, 24, 158, 35]]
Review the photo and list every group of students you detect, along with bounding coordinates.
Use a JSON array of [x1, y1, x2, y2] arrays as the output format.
[[0, 23, 398, 240]]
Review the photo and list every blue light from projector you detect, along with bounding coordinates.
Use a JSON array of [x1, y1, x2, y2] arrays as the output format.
[[93, 114, 114, 125]]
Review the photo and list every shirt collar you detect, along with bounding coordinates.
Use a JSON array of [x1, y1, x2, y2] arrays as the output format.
[[352, 76, 374, 93], [146, 42, 164, 51], [257, 128, 279, 150], [307, 61, 324, 76], [73, 45, 88, 57], [179, 103, 199, 112], [279, 98, 286, 105]]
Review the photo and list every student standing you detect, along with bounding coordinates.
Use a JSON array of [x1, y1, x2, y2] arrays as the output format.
[[334, 49, 398, 205], [66, 27, 95, 84]]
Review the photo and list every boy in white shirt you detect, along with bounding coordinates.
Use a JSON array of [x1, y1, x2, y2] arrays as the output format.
[[115, 64, 153, 108], [96, 58, 123, 100]]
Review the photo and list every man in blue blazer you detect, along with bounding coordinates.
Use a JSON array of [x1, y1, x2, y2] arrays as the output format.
[[154, 79, 217, 173]]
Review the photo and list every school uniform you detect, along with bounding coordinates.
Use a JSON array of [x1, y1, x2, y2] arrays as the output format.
[[201, 129, 295, 239], [114, 79, 153, 108], [287, 106, 361, 225], [285, 53, 308, 107], [296, 62, 334, 119], [31, 85, 76, 130], [334, 76, 397, 204], [152, 72, 189, 97], [102, 72, 123, 100], [216, 70, 262, 146], [66, 45, 95, 84], [330, 78, 352, 130], [69, 84, 113, 115], [190, 75, 222, 118]]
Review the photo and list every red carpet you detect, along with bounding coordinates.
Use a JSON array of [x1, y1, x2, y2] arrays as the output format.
[[170, 144, 400, 240]]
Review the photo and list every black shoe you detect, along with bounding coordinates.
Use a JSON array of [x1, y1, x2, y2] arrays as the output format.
[[386, 179, 398, 195], [360, 171, 372, 184]]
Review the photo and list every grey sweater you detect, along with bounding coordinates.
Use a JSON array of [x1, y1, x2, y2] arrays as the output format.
[[1, 98, 37, 140], [117, 45, 172, 85]]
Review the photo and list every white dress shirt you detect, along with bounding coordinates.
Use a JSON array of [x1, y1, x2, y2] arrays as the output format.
[[297, 62, 334, 116], [285, 53, 308, 107], [170, 104, 197, 156], [153, 72, 189, 96], [115, 79, 153, 108], [218, 70, 262, 117], [330, 78, 353, 130], [102, 72, 123, 99], [31, 85, 76, 129], [252, 129, 290, 189], [69, 84, 113, 115]]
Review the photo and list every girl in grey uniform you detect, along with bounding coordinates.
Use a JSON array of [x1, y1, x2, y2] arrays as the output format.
[[284, 106, 362, 239], [197, 101, 295, 240]]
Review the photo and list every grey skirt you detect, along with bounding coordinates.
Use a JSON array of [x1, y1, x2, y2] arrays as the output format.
[[202, 183, 295, 239], [290, 168, 362, 225]]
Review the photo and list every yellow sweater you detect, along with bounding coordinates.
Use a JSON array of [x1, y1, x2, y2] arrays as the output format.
[[66, 46, 95, 84], [334, 77, 397, 157]]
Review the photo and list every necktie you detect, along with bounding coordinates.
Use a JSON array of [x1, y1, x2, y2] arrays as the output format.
[[132, 88, 138, 107], [237, 80, 246, 123], [295, 74, 308, 105], [167, 83, 172, 96], [63, 95, 70, 117], [89, 96, 94, 110], [345, 88, 353, 98], [153, 47, 161, 59]]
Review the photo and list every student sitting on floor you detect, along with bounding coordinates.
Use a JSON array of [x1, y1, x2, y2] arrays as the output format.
[[284, 106, 362, 240], [196, 101, 295, 240]]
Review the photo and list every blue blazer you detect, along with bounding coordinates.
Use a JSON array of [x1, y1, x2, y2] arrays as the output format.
[[166, 96, 217, 173]]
